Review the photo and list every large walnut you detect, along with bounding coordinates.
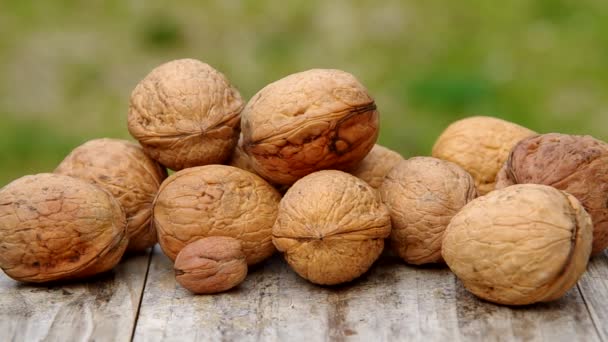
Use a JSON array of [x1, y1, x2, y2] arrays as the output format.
[[443, 184, 592, 305], [379, 157, 477, 265], [0, 174, 128, 283], [272, 170, 391, 285], [349, 144, 403, 189], [55, 138, 167, 252], [432, 116, 536, 195], [241, 69, 379, 185], [496, 133, 608, 255], [153, 165, 280, 265], [128, 58, 244, 171]]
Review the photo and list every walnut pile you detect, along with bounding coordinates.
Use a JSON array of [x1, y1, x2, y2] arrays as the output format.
[[496, 133, 608, 255], [55, 138, 167, 252], [348, 144, 403, 189], [442, 184, 592, 305]]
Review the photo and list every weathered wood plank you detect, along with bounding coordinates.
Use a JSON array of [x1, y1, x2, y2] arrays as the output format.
[[578, 251, 608, 342], [134, 247, 600, 342], [0, 250, 151, 342]]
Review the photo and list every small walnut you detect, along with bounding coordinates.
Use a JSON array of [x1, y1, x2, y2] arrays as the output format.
[[496, 133, 608, 255], [242, 69, 379, 185], [128, 59, 244, 171], [442, 184, 592, 305], [348, 144, 403, 189], [432, 116, 536, 195], [379, 157, 477, 265], [174, 236, 247, 294], [272, 170, 391, 285], [154, 165, 280, 265], [55, 138, 167, 252], [0, 174, 128, 283]]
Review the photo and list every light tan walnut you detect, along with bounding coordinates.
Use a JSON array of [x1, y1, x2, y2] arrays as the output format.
[[379, 157, 477, 265], [241, 69, 379, 185], [0, 174, 128, 283], [348, 144, 403, 189], [272, 170, 391, 285], [128, 58, 244, 171], [432, 116, 536, 195], [55, 138, 167, 252], [443, 184, 592, 305], [154, 165, 280, 265]]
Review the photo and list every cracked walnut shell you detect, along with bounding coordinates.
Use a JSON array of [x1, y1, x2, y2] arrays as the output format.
[[0, 174, 128, 283], [348, 144, 403, 189], [154, 165, 280, 265], [442, 184, 592, 305], [55, 138, 167, 252], [272, 170, 391, 285], [432, 116, 536, 195], [241, 69, 379, 185], [128, 58, 244, 171], [379, 157, 477, 265], [496, 133, 608, 255]]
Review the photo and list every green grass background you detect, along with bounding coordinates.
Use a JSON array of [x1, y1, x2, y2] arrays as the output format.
[[1, 1, 607, 186]]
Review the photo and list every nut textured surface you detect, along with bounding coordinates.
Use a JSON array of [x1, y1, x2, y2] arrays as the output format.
[[443, 184, 592, 305], [496, 133, 608, 255], [432, 116, 535, 195], [154, 165, 280, 265], [242, 69, 379, 185], [174, 236, 247, 294], [128, 58, 244, 171], [0, 174, 128, 283], [228, 134, 258, 175], [379, 157, 477, 265], [349, 144, 403, 189], [56, 138, 167, 252], [272, 170, 391, 285]]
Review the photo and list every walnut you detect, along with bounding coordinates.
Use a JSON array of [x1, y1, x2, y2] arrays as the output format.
[[272, 170, 391, 285], [128, 58, 244, 171], [241, 69, 379, 185], [348, 144, 403, 189], [496, 133, 608, 255], [442, 184, 592, 305], [55, 138, 167, 252], [153, 165, 280, 265], [0, 174, 128, 283], [432, 116, 536, 195], [174, 236, 247, 294], [379, 157, 477, 265]]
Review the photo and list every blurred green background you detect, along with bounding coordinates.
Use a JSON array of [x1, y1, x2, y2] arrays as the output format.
[[1, 1, 607, 186]]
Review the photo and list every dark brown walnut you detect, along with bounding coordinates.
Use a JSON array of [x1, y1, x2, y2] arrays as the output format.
[[128, 58, 244, 171], [272, 170, 391, 285], [443, 184, 592, 305], [241, 69, 379, 185], [0, 174, 128, 283], [154, 165, 280, 265], [496, 133, 608, 255], [348, 144, 403, 189], [432, 116, 536, 195], [174, 236, 247, 294], [379, 157, 477, 265]]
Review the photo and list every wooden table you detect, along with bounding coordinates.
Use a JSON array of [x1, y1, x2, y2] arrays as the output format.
[[1, 246, 607, 342]]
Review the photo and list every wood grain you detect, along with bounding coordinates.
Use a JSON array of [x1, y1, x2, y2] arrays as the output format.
[[578, 251, 608, 342], [134, 247, 600, 342], [0, 250, 151, 342]]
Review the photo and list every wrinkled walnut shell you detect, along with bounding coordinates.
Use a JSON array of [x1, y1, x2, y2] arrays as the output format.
[[154, 165, 280, 265], [349, 144, 403, 189], [272, 170, 391, 285], [242, 69, 379, 185], [432, 116, 536, 195], [174, 236, 247, 294], [128, 59, 244, 171], [443, 184, 592, 305], [55, 138, 167, 252], [0, 174, 128, 283], [379, 157, 477, 265], [496, 133, 608, 255]]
